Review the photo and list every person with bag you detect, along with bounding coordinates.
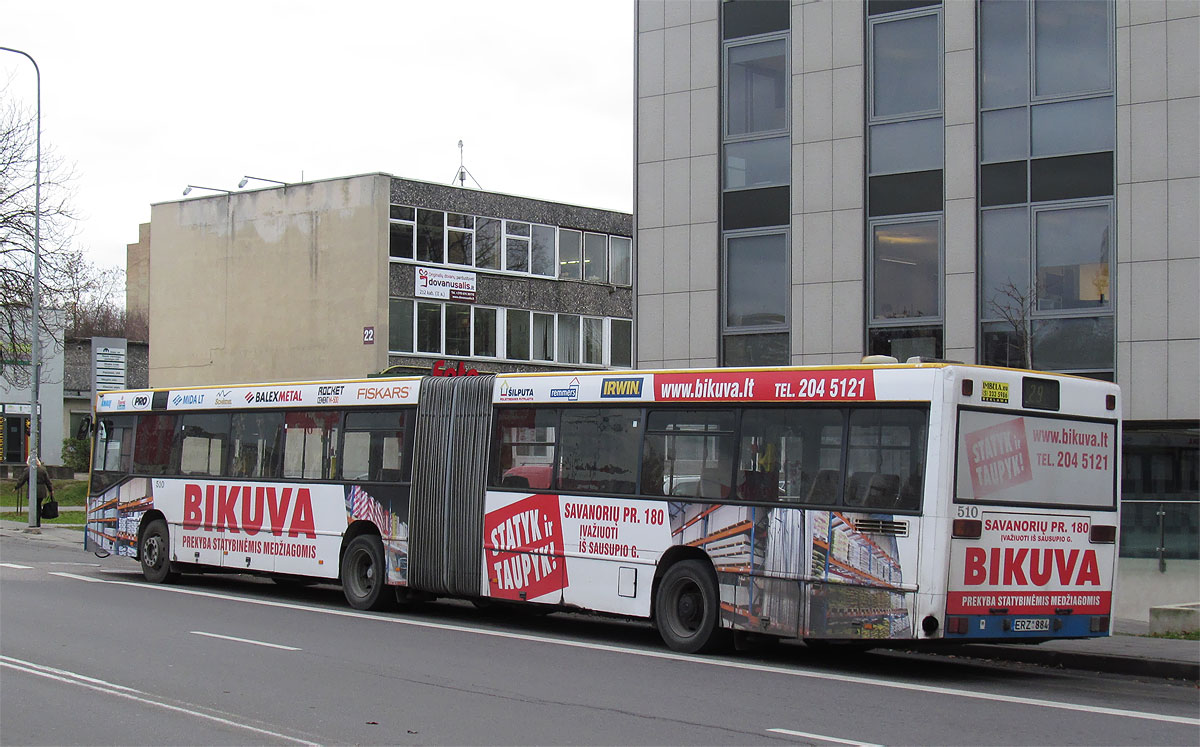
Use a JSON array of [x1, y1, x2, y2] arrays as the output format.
[[14, 459, 55, 527]]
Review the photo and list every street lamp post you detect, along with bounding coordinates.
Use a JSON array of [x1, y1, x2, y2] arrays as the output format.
[[1, 47, 42, 530]]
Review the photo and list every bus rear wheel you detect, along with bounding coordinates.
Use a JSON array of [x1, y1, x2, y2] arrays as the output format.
[[341, 535, 393, 611], [655, 559, 725, 653], [139, 519, 179, 584]]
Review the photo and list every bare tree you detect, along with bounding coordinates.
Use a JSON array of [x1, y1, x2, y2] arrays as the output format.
[[987, 279, 1038, 370], [1, 85, 131, 382]]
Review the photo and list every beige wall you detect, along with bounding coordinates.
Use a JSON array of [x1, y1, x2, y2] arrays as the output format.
[[147, 174, 390, 387], [126, 222, 150, 326]]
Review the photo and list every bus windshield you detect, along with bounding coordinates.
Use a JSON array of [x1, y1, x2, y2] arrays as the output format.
[[955, 408, 1117, 509]]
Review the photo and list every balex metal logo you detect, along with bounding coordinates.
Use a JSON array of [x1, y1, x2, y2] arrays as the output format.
[[600, 377, 643, 398]]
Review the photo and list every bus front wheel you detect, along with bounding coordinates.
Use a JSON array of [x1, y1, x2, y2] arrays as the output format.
[[139, 519, 178, 584], [655, 559, 725, 653], [341, 535, 393, 611]]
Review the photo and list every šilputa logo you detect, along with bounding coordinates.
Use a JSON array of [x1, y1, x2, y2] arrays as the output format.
[[499, 381, 535, 400]]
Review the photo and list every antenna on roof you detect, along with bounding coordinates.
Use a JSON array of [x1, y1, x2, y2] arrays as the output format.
[[451, 139, 483, 189]]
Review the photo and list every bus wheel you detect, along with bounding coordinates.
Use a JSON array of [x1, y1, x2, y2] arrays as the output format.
[[139, 520, 178, 584], [655, 559, 724, 653], [341, 535, 393, 611]]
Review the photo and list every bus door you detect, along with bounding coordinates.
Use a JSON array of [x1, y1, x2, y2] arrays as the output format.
[[408, 374, 495, 596]]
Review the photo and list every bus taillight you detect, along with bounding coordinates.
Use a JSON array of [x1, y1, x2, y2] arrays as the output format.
[[952, 519, 982, 539], [946, 616, 968, 634], [1090, 524, 1116, 543]]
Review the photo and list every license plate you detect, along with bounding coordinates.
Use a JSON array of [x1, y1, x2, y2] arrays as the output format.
[[1013, 618, 1050, 632]]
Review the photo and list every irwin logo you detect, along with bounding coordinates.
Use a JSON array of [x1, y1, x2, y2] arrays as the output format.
[[600, 378, 643, 398]]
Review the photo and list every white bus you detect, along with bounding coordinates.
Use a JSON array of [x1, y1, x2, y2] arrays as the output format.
[[86, 363, 1120, 652]]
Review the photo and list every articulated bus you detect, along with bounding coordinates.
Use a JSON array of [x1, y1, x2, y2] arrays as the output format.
[[85, 363, 1120, 652]]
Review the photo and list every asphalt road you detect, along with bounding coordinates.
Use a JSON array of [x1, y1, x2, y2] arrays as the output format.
[[2, 532, 1197, 746]]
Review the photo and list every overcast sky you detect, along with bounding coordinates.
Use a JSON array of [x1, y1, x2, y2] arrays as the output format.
[[3, 0, 635, 272]]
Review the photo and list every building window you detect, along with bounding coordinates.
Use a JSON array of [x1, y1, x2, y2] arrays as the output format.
[[725, 38, 788, 138], [505, 221, 530, 273], [476, 217, 501, 270], [724, 232, 789, 366], [474, 307, 497, 358], [583, 317, 604, 365], [532, 312, 554, 362], [416, 209, 444, 264], [388, 298, 414, 352], [445, 303, 471, 357], [446, 213, 474, 266], [869, 11, 942, 119], [609, 236, 632, 286], [870, 219, 941, 322], [559, 229, 582, 280], [389, 206, 415, 260], [866, 4, 944, 357], [506, 309, 530, 361], [977, 0, 1114, 376], [610, 319, 633, 368], [531, 224, 556, 277], [558, 314, 581, 365], [583, 233, 608, 282], [416, 302, 441, 354]]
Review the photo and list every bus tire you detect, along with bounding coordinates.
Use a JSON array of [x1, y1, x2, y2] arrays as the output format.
[[655, 559, 725, 653], [139, 519, 178, 584], [341, 535, 393, 611]]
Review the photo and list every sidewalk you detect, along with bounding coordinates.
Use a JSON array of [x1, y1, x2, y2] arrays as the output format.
[[3, 516, 1196, 681]]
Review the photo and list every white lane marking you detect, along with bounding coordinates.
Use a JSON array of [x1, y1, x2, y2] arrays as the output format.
[[768, 728, 882, 746], [49, 571, 102, 582], [0, 655, 318, 745], [0, 563, 33, 569], [49, 561, 102, 566], [54, 572, 1200, 728], [191, 631, 300, 651]]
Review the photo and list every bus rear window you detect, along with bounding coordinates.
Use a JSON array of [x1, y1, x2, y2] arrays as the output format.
[[955, 408, 1117, 509]]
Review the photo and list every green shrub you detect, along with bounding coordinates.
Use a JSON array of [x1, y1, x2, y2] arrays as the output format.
[[62, 437, 91, 473]]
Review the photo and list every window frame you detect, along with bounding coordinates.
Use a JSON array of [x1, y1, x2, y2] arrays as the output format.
[[867, 213, 945, 326], [867, 7, 944, 123]]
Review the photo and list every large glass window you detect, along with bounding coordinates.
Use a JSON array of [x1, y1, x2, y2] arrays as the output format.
[[446, 213, 474, 266], [726, 38, 788, 136], [557, 409, 642, 495], [980, 208, 1031, 321], [725, 233, 787, 329], [871, 219, 940, 321], [845, 408, 926, 511], [979, 0, 1028, 108], [724, 333, 789, 366], [1034, 204, 1111, 311], [1033, 0, 1111, 97], [871, 12, 941, 118]]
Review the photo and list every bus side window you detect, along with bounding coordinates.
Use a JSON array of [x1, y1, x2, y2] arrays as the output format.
[[490, 408, 557, 489]]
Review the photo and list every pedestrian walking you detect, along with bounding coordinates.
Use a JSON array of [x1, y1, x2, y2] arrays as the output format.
[[14, 459, 54, 528]]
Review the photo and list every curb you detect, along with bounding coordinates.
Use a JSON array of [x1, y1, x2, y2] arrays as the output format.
[[935, 643, 1200, 681]]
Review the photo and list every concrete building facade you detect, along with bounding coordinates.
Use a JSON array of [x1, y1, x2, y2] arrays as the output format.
[[635, 0, 1198, 619], [146, 174, 633, 386]]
